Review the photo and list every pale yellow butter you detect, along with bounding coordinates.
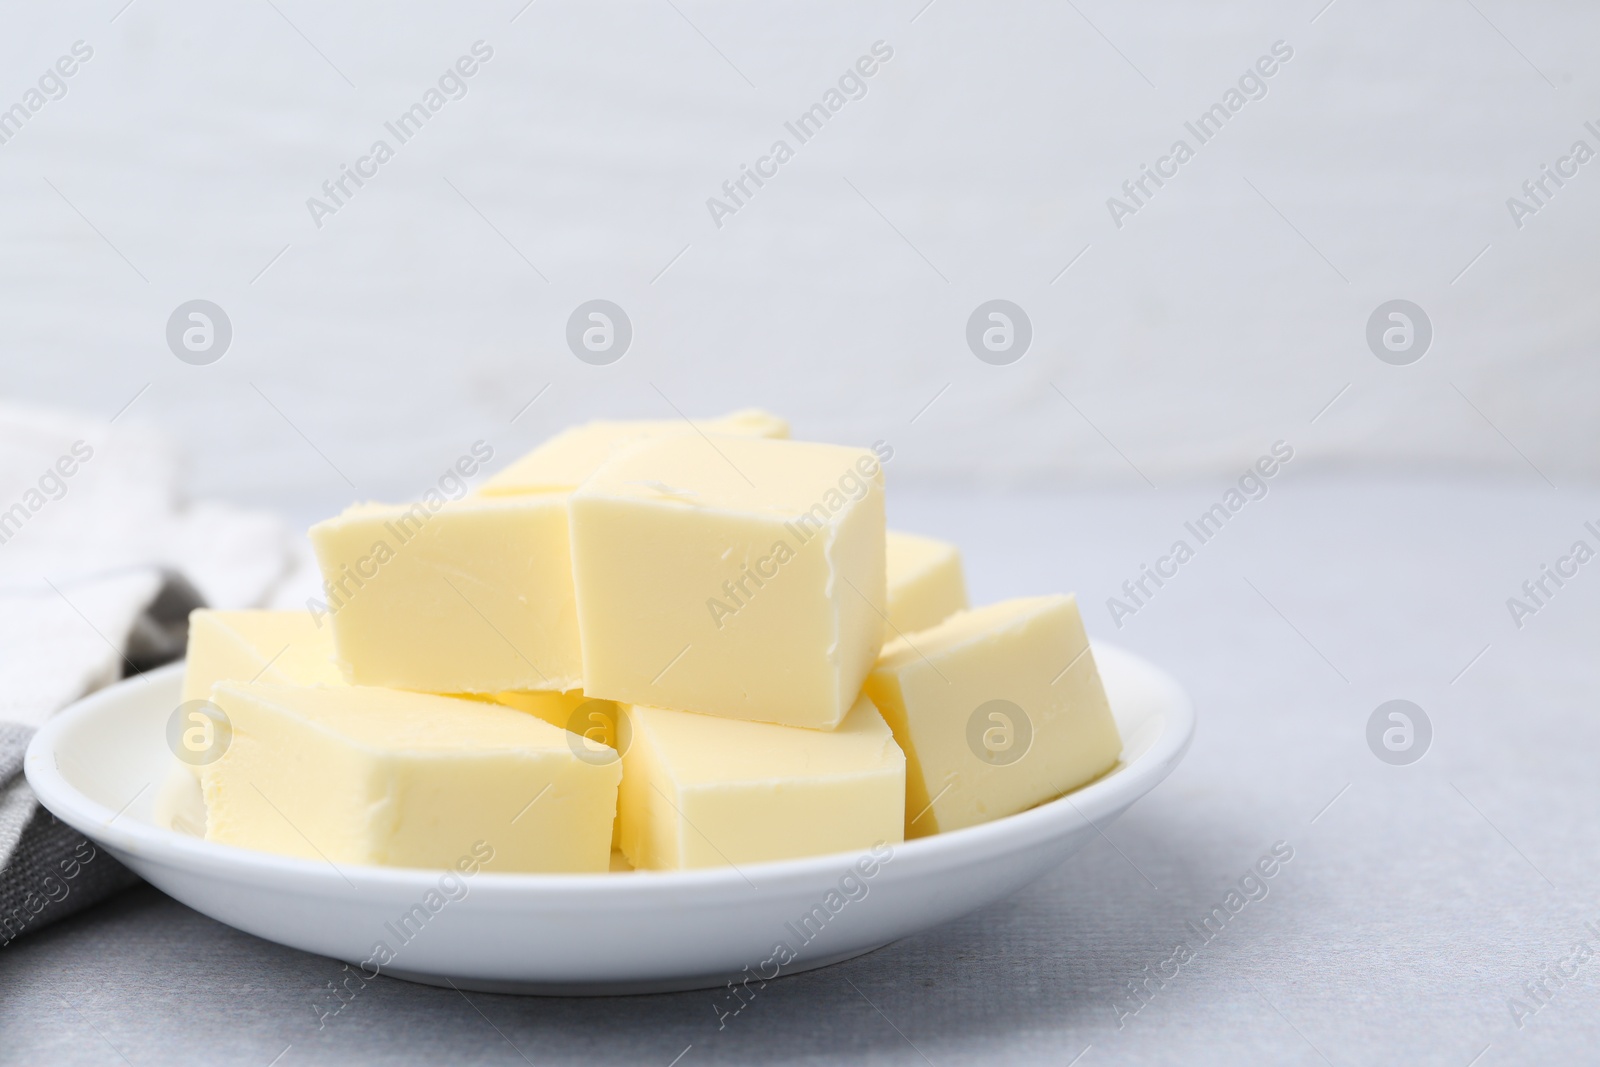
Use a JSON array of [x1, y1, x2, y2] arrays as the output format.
[[477, 409, 789, 498], [618, 693, 905, 870], [864, 595, 1121, 838], [492, 689, 623, 848], [309, 497, 581, 693], [181, 610, 342, 704], [885, 530, 968, 635], [488, 688, 588, 729], [202, 682, 618, 872], [569, 434, 887, 729], [495, 691, 623, 758]]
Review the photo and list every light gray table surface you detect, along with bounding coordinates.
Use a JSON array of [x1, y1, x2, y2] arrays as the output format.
[[4, 477, 1598, 1066]]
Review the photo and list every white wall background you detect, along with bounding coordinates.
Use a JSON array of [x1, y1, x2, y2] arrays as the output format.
[[1, 0, 1596, 517]]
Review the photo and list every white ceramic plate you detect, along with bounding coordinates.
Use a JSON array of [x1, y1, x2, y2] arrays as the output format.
[[25, 642, 1192, 995]]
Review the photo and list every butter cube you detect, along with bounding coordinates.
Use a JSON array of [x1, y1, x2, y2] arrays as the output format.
[[309, 497, 582, 693], [864, 595, 1121, 838], [478, 409, 789, 497], [202, 682, 618, 872], [618, 694, 904, 869], [569, 435, 887, 729], [885, 530, 968, 634], [181, 610, 342, 703]]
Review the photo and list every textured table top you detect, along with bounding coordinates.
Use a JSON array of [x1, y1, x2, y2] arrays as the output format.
[[4, 477, 1598, 1066]]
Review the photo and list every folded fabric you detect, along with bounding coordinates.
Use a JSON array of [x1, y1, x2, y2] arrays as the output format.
[[0, 401, 296, 944]]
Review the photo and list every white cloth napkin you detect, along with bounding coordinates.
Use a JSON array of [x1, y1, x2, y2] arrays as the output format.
[[0, 400, 297, 942]]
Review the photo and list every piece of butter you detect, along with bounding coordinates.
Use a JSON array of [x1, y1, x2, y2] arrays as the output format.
[[569, 434, 887, 729], [181, 610, 343, 703], [309, 497, 581, 693], [492, 689, 624, 848], [477, 409, 789, 498], [202, 682, 618, 872], [864, 595, 1121, 838], [618, 693, 905, 870], [885, 530, 968, 635]]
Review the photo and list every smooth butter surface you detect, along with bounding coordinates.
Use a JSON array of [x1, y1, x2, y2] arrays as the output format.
[[885, 530, 968, 635], [202, 682, 618, 872], [569, 434, 887, 729], [618, 694, 905, 870], [181, 610, 342, 704], [309, 497, 581, 693], [476, 409, 789, 497], [865, 595, 1121, 838]]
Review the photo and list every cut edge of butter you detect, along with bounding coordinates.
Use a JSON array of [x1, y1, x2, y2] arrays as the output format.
[[885, 529, 968, 635], [617, 693, 905, 870]]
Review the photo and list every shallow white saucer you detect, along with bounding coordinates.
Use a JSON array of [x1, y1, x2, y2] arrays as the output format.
[[24, 643, 1192, 995]]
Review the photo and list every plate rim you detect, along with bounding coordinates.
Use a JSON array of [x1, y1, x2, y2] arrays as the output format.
[[24, 642, 1194, 899]]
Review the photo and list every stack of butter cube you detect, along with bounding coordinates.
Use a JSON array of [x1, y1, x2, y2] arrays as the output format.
[[181, 412, 1122, 873]]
